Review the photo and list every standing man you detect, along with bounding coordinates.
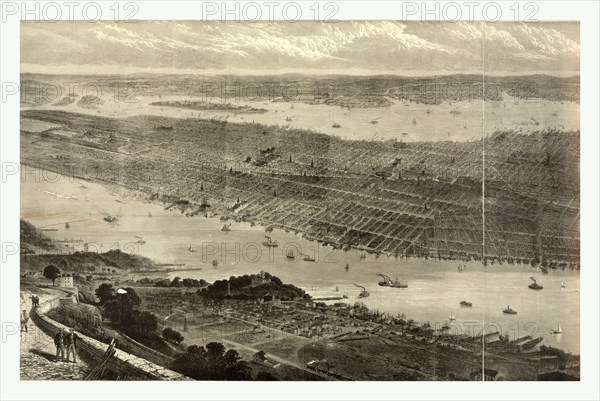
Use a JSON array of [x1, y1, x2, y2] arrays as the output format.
[[65, 327, 79, 363], [54, 328, 65, 362], [20, 310, 29, 332]]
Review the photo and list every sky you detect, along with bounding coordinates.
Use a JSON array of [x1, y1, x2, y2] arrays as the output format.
[[21, 21, 580, 76]]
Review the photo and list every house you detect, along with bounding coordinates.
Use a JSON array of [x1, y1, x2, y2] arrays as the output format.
[[252, 351, 280, 368], [56, 274, 74, 288], [470, 368, 503, 381], [250, 271, 271, 287]]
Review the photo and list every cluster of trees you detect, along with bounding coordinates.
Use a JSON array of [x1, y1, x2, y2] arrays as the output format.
[[154, 276, 208, 288], [162, 327, 184, 345], [95, 283, 158, 336], [171, 342, 251, 380], [199, 273, 307, 301]]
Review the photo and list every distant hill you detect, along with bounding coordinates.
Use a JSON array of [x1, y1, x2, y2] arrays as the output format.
[[20, 219, 55, 253]]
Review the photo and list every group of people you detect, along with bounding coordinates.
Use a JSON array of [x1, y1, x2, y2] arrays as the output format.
[[30, 295, 40, 308], [54, 327, 80, 363]]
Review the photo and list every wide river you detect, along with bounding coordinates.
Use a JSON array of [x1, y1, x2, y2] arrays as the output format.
[[21, 169, 580, 353]]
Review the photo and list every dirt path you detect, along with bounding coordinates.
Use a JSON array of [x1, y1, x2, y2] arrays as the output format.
[[20, 287, 92, 380]]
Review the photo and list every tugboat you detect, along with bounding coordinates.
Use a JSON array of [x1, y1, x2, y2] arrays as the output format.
[[377, 273, 391, 287], [460, 301, 472, 307], [503, 305, 518, 315], [528, 277, 544, 290], [134, 236, 145, 245], [354, 284, 369, 298], [188, 245, 196, 253], [221, 223, 231, 232], [262, 236, 279, 247]]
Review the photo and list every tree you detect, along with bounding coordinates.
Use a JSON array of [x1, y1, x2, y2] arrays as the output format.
[[137, 311, 158, 335], [171, 342, 251, 380], [43, 265, 61, 286], [95, 283, 115, 305], [162, 327, 185, 345]]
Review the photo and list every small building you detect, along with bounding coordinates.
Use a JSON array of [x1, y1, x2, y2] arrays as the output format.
[[250, 271, 271, 287], [56, 274, 74, 288], [470, 368, 503, 381], [252, 351, 280, 368]]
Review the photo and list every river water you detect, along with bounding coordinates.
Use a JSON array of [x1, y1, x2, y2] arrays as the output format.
[[21, 169, 580, 353]]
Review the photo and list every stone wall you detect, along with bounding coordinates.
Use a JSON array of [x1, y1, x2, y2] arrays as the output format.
[[32, 294, 189, 381]]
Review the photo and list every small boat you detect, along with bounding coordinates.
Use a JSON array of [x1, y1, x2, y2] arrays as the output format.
[[212, 259, 218, 267], [222, 223, 231, 232], [449, 313, 456, 321], [528, 277, 543, 290], [345, 264, 350, 272], [551, 323, 562, 334], [561, 282, 566, 288], [460, 301, 472, 307], [262, 236, 279, 247], [135, 236, 145, 245], [503, 305, 517, 315], [65, 222, 70, 229], [332, 123, 341, 128], [391, 278, 408, 288], [302, 254, 316, 262], [188, 245, 196, 253], [286, 249, 296, 260], [103, 215, 117, 223]]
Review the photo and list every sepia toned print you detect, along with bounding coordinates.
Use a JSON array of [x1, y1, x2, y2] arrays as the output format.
[[20, 21, 579, 381]]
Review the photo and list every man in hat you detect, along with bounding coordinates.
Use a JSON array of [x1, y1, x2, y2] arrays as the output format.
[[20, 310, 29, 332], [54, 328, 65, 362], [65, 327, 79, 363]]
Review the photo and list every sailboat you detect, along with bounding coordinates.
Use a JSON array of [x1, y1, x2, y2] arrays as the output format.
[[148, 212, 152, 218], [551, 323, 562, 334], [345, 264, 350, 272], [561, 281, 566, 288], [449, 313, 456, 321], [457, 263, 464, 272]]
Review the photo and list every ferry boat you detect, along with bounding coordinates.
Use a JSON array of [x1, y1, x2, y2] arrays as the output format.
[[528, 277, 544, 290], [503, 305, 518, 315], [460, 301, 472, 307], [262, 236, 279, 247]]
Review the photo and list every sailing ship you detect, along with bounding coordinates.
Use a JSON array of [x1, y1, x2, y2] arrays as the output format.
[[551, 323, 563, 334], [286, 249, 296, 260], [503, 305, 518, 315], [359, 253, 366, 260], [449, 313, 456, 321], [335, 286, 339, 292], [65, 222, 70, 229], [457, 263, 465, 272], [345, 264, 350, 272], [528, 277, 544, 290], [262, 236, 279, 247]]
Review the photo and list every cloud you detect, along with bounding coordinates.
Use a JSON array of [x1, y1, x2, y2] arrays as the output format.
[[20, 21, 579, 75]]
